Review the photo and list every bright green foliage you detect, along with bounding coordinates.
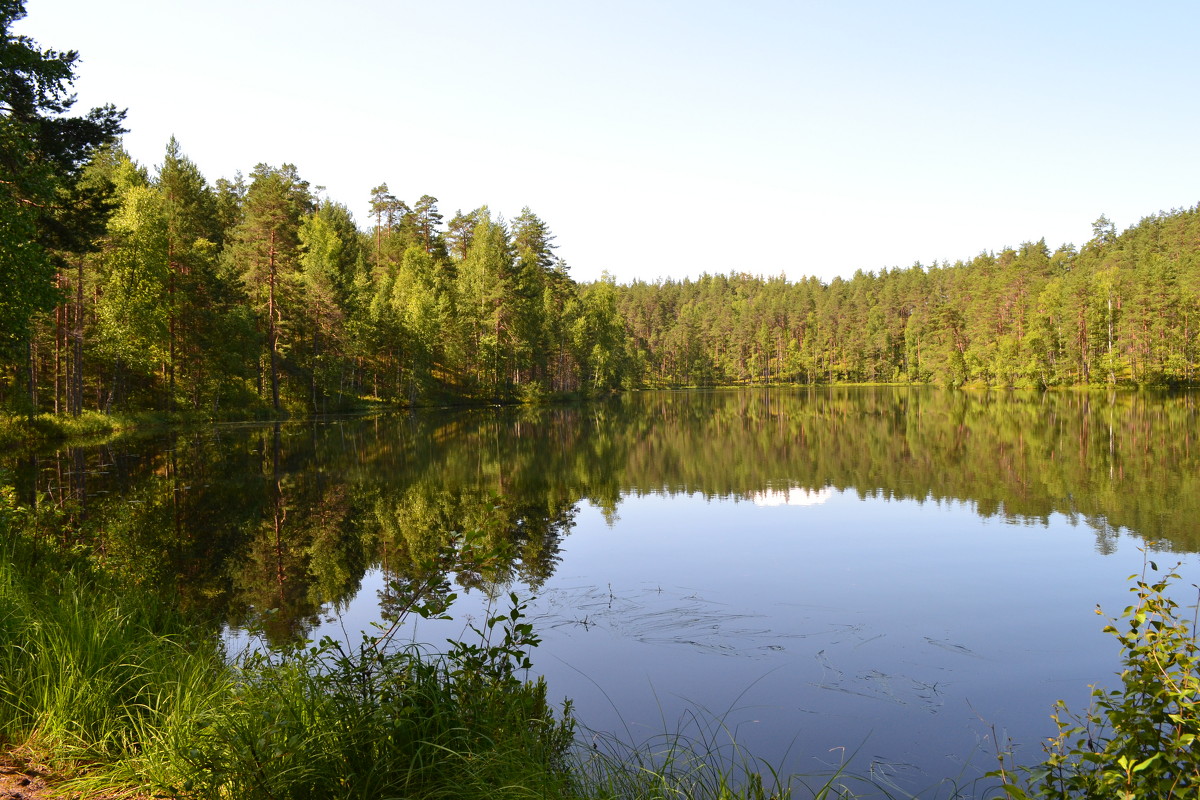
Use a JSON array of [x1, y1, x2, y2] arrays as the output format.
[[447, 206, 484, 261], [157, 137, 237, 410], [0, 529, 230, 780], [607, 208, 1200, 389], [456, 208, 515, 393], [94, 156, 168, 376], [296, 200, 359, 410], [573, 276, 632, 390], [996, 561, 1200, 799], [180, 595, 575, 800], [12, 0, 1200, 416], [410, 193, 447, 260], [390, 244, 442, 399]]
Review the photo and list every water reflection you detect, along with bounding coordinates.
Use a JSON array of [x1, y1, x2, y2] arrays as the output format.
[[8, 387, 1200, 643]]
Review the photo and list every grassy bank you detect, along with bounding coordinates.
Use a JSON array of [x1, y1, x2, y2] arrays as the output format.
[[0, 541, 855, 799], [0, 409, 142, 448], [0, 390, 583, 449], [3, 384, 1163, 450], [0, 409, 254, 449]]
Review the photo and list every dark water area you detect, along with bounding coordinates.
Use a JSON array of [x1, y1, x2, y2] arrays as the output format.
[[7, 387, 1200, 794]]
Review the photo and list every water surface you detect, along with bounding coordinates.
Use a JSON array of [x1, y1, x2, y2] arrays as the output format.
[[11, 388, 1200, 793]]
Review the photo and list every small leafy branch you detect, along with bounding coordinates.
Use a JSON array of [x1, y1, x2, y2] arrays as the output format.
[[994, 552, 1200, 799]]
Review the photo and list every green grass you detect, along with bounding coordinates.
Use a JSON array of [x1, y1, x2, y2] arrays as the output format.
[[0, 409, 175, 448], [0, 533, 227, 784], [0, 534, 884, 799]]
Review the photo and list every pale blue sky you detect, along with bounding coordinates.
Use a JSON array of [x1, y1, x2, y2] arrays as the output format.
[[20, 1, 1200, 284]]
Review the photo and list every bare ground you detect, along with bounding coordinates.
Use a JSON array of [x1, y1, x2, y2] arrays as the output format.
[[0, 752, 151, 800]]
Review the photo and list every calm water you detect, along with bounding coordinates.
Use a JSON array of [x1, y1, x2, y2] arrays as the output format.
[[10, 388, 1200, 794]]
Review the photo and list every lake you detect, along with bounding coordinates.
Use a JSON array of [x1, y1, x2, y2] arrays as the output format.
[[10, 387, 1200, 795]]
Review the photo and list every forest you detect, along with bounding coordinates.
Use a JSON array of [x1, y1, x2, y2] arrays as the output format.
[[2, 124, 636, 415], [4, 1, 1200, 422], [616, 211, 1200, 389]]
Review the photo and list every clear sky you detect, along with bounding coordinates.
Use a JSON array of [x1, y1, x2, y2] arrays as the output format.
[[18, 0, 1200, 285]]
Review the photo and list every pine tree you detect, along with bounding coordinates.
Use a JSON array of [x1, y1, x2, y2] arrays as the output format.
[[231, 164, 311, 411]]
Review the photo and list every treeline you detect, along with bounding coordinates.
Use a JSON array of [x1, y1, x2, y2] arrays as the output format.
[[23, 138, 1200, 420], [0, 3, 632, 416], [14, 144, 633, 415], [614, 209, 1200, 388]]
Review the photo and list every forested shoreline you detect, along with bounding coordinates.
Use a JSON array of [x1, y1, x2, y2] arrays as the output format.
[[616, 208, 1200, 388], [11, 145, 1200, 422], [4, 137, 636, 416], [4, 0, 1200, 424]]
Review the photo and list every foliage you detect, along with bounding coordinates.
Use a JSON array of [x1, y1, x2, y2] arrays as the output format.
[[994, 559, 1200, 799], [167, 596, 575, 799], [8, 1, 1200, 416]]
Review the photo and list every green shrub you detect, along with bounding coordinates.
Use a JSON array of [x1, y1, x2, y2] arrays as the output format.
[[178, 594, 577, 800], [995, 558, 1200, 799]]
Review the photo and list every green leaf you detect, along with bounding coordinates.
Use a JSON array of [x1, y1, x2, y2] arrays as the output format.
[[1131, 753, 1161, 772]]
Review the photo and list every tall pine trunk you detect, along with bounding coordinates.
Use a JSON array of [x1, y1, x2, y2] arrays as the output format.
[[268, 230, 280, 412], [70, 258, 84, 416]]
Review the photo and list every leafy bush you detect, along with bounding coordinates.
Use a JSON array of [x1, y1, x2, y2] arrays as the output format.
[[995, 558, 1200, 799]]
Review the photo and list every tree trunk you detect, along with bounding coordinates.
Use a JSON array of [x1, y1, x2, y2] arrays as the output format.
[[54, 272, 64, 414], [27, 337, 37, 416], [167, 237, 176, 412], [311, 325, 319, 413], [267, 231, 280, 412], [71, 258, 84, 416]]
